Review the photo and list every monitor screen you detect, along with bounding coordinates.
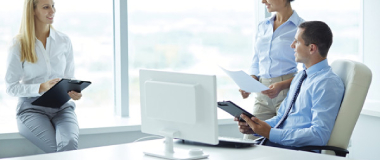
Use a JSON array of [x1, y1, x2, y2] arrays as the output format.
[[140, 69, 218, 159]]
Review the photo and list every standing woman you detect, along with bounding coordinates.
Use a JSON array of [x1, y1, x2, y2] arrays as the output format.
[[239, 0, 304, 139], [5, 0, 82, 153]]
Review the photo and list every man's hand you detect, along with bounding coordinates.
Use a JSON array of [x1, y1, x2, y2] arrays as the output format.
[[239, 89, 251, 99], [261, 82, 284, 99], [234, 117, 255, 134], [239, 114, 272, 139], [68, 91, 82, 100], [39, 78, 61, 93]]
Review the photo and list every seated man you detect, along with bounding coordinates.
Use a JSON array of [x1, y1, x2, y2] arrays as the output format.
[[236, 21, 345, 150]]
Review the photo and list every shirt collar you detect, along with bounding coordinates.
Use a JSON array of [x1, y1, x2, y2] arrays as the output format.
[[49, 27, 56, 41], [266, 10, 302, 26], [287, 10, 302, 26], [34, 27, 56, 42], [305, 59, 329, 76]]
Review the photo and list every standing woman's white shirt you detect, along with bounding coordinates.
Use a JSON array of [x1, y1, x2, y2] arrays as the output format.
[[6, 28, 75, 98]]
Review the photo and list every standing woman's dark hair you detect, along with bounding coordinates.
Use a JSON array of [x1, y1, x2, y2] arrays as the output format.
[[5, 0, 83, 153], [286, 0, 294, 6]]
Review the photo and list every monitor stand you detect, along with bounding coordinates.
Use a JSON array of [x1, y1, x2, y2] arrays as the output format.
[[143, 129, 209, 160]]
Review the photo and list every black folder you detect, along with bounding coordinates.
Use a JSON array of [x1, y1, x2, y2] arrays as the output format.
[[32, 79, 91, 108]]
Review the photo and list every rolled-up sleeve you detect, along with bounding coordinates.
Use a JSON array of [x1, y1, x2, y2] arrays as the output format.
[[249, 48, 259, 76]]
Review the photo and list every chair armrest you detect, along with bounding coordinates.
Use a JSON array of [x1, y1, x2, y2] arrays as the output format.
[[297, 145, 349, 157]]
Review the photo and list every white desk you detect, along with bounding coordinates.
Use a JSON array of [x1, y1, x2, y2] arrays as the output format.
[[3, 139, 356, 160]]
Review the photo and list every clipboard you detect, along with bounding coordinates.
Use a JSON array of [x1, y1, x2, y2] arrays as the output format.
[[32, 79, 91, 108], [217, 101, 255, 122]]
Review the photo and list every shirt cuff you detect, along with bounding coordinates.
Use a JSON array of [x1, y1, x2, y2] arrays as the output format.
[[269, 128, 282, 144], [253, 133, 261, 137], [248, 68, 259, 76], [30, 84, 42, 97]]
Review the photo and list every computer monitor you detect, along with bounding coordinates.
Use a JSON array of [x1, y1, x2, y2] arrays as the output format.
[[140, 69, 218, 160]]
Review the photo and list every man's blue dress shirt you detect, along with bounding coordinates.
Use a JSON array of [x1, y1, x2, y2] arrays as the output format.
[[265, 59, 345, 147], [249, 11, 304, 79]]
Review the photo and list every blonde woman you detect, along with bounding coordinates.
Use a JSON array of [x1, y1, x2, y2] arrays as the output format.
[[5, 0, 81, 153]]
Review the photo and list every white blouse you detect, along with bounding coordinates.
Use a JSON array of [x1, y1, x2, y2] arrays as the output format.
[[5, 28, 75, 97]]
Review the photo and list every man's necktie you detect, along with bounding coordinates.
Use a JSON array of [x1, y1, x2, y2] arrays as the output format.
[[259, 70, 307, 145]]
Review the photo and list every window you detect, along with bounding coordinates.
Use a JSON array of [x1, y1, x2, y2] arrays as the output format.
[[293, 0, 372, 110], [128, 0, 257, 118], [1, 0, 368, 130], [0, 1, 23, 129], [0, 0, 114, 128], [292, 0, 361, 62], [54, 0, 114, 119]]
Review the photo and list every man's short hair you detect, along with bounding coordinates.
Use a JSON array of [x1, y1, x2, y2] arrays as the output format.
[[298, 21, 333, 58]]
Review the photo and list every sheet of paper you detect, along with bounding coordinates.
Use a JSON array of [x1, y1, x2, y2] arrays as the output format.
[[219, 66, 269, 93]]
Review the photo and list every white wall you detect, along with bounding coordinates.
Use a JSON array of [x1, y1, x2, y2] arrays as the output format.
[[363, 0, 380, 102], [349, 114, 380, 160], [346, 1, 380, 160]]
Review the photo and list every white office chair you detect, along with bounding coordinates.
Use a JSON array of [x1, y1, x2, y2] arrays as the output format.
[[299, 59, 372, 157]]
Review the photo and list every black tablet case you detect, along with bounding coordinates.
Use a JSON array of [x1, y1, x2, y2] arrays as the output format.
[[32, 79, 91, 108], [217, 101, 255, 122]]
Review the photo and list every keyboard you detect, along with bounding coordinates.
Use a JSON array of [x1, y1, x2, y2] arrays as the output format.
[[177, 136, 257, 148], [218, 136, 257, 144]]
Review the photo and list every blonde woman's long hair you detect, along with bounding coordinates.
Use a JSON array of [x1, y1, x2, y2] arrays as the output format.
[[17, 0, 52, 63]]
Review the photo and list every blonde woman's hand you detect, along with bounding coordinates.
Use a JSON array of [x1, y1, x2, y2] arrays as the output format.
[[68, 91, 82, 100], [39, 78, 61, 93]]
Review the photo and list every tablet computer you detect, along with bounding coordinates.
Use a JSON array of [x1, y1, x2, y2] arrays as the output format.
[[217, 101, 255, 122], [32, 79, 91, 108]]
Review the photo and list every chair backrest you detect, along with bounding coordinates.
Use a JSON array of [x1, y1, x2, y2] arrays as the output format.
[[325, 59, 372, 155]]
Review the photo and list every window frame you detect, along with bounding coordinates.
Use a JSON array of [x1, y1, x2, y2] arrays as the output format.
[[114, 0, 130, 117]]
